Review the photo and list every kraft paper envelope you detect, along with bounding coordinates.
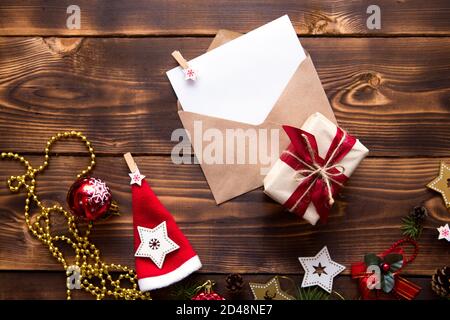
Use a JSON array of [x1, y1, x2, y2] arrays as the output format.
[[177, 30, 336, 204]]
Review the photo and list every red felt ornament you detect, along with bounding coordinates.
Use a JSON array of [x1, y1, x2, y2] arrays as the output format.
[[67, 176, 112, 221], [191, 280, 225, 300]]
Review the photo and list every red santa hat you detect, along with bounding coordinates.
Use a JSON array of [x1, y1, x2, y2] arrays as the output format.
[[124, 153, 202, 291]]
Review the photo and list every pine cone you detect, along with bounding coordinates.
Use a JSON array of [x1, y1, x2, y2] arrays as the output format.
[[410, 206, 428, 221], [225, 273, 244, 293], [431, 266, 450, 299]]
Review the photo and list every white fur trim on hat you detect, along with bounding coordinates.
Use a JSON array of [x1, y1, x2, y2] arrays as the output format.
[[137, 255, 202, 292]]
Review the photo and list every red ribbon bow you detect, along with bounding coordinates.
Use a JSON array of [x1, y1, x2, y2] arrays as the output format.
[[351, 238, 421, 300], [280, 125, 356, 223]]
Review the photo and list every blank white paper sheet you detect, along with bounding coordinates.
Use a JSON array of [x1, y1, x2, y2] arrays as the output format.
[[166, 15, 306, 125]]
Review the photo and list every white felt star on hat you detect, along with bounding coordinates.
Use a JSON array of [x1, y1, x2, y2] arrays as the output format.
[[129, 168, 145, 186], [135, 221, 179, 268]]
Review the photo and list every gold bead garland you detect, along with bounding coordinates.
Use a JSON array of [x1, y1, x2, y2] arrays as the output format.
[[1, 131, 151, 300]]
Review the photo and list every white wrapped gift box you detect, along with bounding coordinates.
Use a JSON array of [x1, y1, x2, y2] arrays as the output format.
[[263, 112, 369, 225]]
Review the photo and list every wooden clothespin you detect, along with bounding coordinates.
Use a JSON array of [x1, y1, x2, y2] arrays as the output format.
[[124, 152, 145, 186], [171, 50, 197, 81]]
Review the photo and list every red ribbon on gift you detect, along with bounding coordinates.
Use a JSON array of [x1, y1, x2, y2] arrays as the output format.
[[280, 125, 356, 223], [351, 238, 421, 300]]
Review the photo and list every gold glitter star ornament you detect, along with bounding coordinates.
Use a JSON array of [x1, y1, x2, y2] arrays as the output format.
[[427, 162, 450, 208], [249, 277, 294, 300]]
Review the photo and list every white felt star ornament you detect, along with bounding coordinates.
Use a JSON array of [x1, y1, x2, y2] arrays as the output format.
[[135, 221, 179, 268], [128, 168, 145, 186], [298, 246, 345, 293], [171, 51, 198, 81], [437, 224, 450, 242], [184, 67, 197, 81]]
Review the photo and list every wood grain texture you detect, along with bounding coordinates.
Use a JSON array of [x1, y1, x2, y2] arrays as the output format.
[[0, 155, 448, 274], [0, 0, 449, 36], [0, 272, 437, 300], [1, 0, 449, 301], [1, 37, 450, 156]]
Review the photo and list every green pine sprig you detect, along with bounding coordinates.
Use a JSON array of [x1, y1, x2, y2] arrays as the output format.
[[168, 280, 202, 300], [296, 287, 330, 300], [401, 215, 423, 240]]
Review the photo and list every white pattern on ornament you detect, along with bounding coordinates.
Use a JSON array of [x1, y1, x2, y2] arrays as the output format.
[[87, 178, 111, 205]]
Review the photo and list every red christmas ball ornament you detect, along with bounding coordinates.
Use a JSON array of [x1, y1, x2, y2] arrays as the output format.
[[67, 177, 112, 221], [191, 280, 225, 300]]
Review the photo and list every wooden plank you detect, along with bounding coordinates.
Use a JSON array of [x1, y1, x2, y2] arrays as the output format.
[[0, 1, 449, 36], [0, 272, 437, 300], [0, 155, 448, 274], [1, 37, 450, 156]]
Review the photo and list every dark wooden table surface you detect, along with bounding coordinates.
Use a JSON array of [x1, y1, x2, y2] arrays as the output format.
[[0, 0, 449, 300]]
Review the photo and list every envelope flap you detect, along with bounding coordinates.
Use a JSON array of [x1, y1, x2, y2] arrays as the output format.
[[208, 30, 242, 50], [265, 55, 337, 126]]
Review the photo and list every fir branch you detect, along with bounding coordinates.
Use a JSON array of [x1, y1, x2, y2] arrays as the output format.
[[401, 215, 423, 240], [168, 280, 202, 300], [296, 287, 330, 300]]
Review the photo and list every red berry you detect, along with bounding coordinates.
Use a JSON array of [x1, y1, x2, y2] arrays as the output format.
[[381, 263, 390, 272]]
